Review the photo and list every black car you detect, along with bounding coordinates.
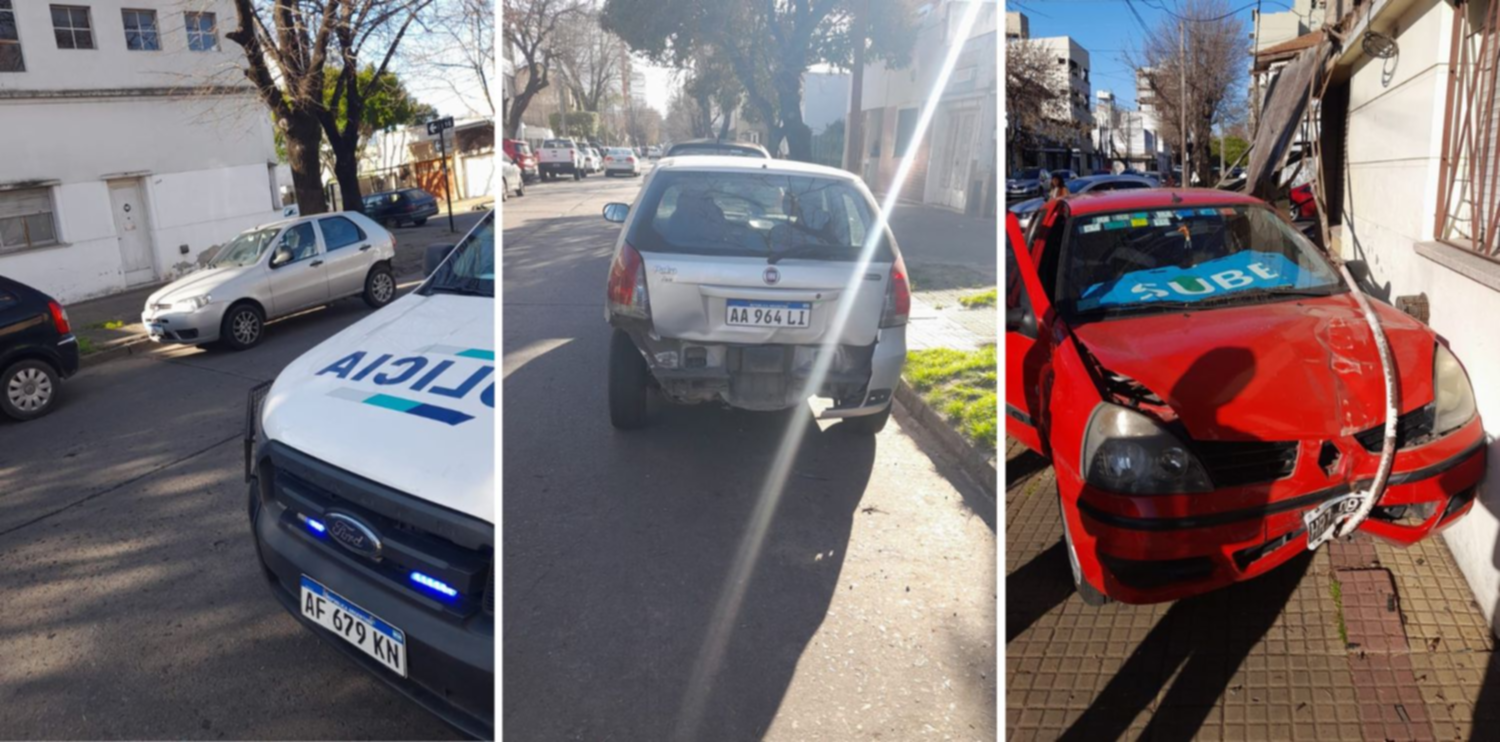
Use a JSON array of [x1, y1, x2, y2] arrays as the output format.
[[362, 188, 440, 228], [665, 139, 771, 158], [0, 275, 80, 421]]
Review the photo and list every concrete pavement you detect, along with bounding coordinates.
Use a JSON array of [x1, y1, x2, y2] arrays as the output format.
[[0, 297, 459, 738], [500, 166, 997, 740]]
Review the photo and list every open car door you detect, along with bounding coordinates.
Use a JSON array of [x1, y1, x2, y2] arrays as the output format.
[[1004, 209, 1058, 455]]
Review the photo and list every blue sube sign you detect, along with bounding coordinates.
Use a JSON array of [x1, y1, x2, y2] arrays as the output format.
[[1076, 251, 1312, 311]]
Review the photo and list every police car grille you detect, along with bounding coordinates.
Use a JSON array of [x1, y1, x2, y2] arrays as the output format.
[[1193, 440, 1299, 488]]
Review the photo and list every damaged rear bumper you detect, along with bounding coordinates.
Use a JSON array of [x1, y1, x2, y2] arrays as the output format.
[[1069, 417, 1487, 604]]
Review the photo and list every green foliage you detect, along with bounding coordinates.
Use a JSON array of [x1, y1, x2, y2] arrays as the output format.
[[905, 346, 998, 451], [1209, 135, 1251, 168], [323, 66, 435, 138], [959, 289, 997, 309], [549, 111, 602, 139]]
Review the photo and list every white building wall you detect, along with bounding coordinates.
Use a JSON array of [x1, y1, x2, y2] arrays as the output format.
[[0, 0, 280, 304], [1343, 0, 1500, 631]]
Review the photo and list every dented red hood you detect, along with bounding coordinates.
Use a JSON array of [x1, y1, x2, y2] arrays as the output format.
[[1070, 295, 1436, 441]]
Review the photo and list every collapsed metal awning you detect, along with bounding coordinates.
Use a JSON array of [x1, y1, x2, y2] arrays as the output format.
[[1246, 39, 1337, 200]]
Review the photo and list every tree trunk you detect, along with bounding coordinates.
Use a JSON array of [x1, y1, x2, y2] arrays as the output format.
[[282, 111, 328, 215], [842, 0, 866, 174], [775, 69, 811, 161], [507, 85, 540, 139], [328, 136, 363, 213]]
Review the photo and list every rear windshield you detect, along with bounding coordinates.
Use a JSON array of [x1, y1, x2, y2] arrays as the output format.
[[1057, 203, 1343, 317], [627, 171, 892, 262], [542, 139, 574, 148], [669, 144, 765, 158]]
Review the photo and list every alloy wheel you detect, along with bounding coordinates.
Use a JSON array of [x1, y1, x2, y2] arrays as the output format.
[[233, 311, 261, 345], [374, 273, 395, 303]]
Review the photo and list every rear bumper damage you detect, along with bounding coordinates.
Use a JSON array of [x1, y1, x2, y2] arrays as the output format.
[[1068, 417, 1487, 604], [621, 327, 905, 417]]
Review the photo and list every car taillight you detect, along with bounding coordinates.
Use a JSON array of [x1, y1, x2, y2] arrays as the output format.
[[569, 149, 576, 157], [627, 157, 636, 163], [47, 300, 71, 335], [880, 254, 910, 328], [607, 244, 650, 320]]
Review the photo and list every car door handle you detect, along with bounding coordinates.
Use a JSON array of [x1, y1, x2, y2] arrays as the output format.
[[310, 260, 324, 267], [359, 244, 371, 251]]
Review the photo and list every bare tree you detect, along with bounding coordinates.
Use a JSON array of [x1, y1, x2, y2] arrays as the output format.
[[1006, 38, 1064, 171], [553, 11, 627, 113], [504, 0, 586, 138], [1132, 0, 1247, 185], [406, 0, 496, 117]]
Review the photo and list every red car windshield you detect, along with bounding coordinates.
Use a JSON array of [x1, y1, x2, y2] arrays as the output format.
[[1056, 203, 1343, 317]]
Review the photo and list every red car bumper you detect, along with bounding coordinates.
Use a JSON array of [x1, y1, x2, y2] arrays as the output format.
[[1068, 416, 1486, 604]]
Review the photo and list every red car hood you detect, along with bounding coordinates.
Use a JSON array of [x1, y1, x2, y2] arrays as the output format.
[[1070, 295, 1436, 441]]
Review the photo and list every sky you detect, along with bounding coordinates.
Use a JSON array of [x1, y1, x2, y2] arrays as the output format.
[[1015, 0, 1292, 110]]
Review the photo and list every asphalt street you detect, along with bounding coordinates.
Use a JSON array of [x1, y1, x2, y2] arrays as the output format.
[[0, 249, 473, 737], [501, 165, 998, 740]]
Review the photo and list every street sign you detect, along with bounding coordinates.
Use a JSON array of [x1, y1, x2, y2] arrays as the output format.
[[426, 117, 455, 136], [427, 116, 457, 234]]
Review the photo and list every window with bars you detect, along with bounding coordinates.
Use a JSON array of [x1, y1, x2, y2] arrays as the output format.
[[1437, 0, 1500, 258], [50, 5, 93, 50], [122, 9, 159, 51], [185, 11, 216, 51], [0, 189, 60, 253], [0, 1, 22, 72]]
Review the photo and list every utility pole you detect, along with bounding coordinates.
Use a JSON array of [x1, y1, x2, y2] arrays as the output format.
[[842, 0, 867, 175], [1179, 19, 1189, 185]]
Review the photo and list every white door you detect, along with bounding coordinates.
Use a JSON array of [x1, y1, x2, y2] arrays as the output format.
[[464, 154, 495, 198], [941, 110, 978, 211], [109, 180, 156, 286]]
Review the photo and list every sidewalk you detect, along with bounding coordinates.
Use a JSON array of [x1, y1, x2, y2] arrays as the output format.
[[1006, 439, 1498, 740]]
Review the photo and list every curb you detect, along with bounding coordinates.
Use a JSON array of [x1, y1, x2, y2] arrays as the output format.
[[77, 272, 427, 371], [895, 379, 997, 499]]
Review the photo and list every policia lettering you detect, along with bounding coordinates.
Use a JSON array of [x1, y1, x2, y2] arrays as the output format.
[[318, 351, 496, 408]]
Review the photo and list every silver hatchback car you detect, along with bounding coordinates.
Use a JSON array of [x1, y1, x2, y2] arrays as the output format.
[[142, 211, 397, 350], [601, 157, 909, 433]]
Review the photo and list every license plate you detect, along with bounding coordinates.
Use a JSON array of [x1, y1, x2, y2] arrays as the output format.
[[1303, 494, 1361, 551], [299, 575, 407, 677], [726, 300, 811, 328], [146, 323, 164, 339]]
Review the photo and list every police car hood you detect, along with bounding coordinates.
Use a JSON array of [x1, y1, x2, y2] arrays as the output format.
[[261, 291, 495, 524]]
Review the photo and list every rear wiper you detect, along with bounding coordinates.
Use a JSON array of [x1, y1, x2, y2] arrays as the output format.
[[767, 242, 841, 264]]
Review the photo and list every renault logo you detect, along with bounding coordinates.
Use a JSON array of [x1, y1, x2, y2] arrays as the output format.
[[326, 513, 383, 561], [763, 266, 781, 285]]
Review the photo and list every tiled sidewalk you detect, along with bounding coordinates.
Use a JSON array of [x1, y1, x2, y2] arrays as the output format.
[[1005, 439, 1498, 740]]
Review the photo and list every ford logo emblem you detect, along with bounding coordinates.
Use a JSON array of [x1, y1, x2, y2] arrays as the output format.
[[763, 266, 780, 285], [326, 513, 383, 561]]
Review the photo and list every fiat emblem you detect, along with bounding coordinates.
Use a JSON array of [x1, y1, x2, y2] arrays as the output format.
[[763, 267, 781, 285]]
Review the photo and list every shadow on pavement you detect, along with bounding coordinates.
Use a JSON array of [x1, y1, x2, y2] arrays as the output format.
[[501, 328, 878, 741]]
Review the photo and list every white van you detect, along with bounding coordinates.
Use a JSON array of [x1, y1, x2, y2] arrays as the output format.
[[245, 212, 494, 737]]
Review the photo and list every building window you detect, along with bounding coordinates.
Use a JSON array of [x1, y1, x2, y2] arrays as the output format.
[[0, 1, 22, 72], [122, 9, 159, 51], [51, 5, 93, 50], [185, 11, 217, 51], [0, 188, 60, 253]]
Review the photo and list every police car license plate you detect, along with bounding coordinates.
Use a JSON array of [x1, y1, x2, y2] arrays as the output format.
[[299, 575, 407, 677], [727, 300, 811, 328]]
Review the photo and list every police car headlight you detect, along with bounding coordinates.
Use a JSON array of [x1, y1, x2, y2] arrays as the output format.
[[1434, 343, 1477, 436], [172, 295, 211, 313], [1082, 403, 1213, 494]]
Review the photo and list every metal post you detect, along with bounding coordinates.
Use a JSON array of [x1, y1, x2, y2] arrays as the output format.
[[1180, 20, 1189, 184], [439, 128, 455, 234]]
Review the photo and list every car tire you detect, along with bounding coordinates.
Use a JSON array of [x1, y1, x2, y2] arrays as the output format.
[[574, 169, 582, 181], [840, 402, 891, 435], [413, 218, 428, 226], [608, 329, 650, 430], [516, 180, 525, 197], [363, 264, 397, 309], [1, 359, 60, 421], [221, 303, 266, 351], [1059, 497, 1112, 606]]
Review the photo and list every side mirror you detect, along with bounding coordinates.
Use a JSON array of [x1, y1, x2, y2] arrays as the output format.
[[425, 243, 456, 277], [602, 203, 629, 223], [1005, 305, 1037, 337], [270, 248, 292, 268]]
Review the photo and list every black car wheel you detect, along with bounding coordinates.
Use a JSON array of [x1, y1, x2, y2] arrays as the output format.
[[363, 265, 397, 308], [1, 359, 60, 421], [573, 169, 582, 181], [221, 303, 265, 351], [608, 330, 650, 430], [413, 217, 428, 226]]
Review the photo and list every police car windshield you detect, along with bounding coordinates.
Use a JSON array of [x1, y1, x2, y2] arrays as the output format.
[[212, 227, 280, 268], [425, 214, 495, 298], [1056, 204, 1343, 319]]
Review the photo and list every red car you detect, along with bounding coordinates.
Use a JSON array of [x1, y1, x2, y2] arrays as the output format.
[[1006, 190, 1485, 604], [503, 138, 539, 183]]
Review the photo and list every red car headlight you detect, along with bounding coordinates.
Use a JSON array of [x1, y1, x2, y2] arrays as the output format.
[[1082, 403, 1213, 494]]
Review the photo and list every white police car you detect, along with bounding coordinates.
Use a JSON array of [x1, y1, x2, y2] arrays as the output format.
[[245, 212, 494, 737]]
